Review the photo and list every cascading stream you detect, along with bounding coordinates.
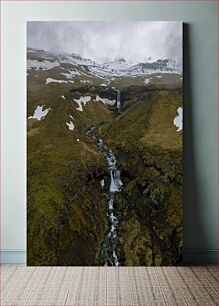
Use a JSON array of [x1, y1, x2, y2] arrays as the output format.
[[97, 138, 123, 266], [86, 88, 123, 266], [86, 127, 123, 266]]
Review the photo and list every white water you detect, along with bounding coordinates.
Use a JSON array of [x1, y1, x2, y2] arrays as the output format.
[[86, 127, 123, 266], [97, 137, 123, 266], [112, 88, 121, 112], [116, 90, 121, 111]]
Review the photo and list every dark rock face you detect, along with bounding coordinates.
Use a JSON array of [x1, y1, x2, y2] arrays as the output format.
[[115, 145, 183, 266], [131, 59, 177, 73]]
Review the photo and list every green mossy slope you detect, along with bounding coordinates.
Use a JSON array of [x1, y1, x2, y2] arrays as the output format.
[[98, 88, 183, 265], [27, 80, 113, 265], [27, 60, 183, 266]]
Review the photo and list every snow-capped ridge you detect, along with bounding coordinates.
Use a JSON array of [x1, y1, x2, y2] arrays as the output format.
[[130, 58, 179, 74], [102, 58, 135, 71], [27, 48, 181, 77]]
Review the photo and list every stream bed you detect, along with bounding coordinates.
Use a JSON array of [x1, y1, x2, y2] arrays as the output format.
[[86, 126, 123, 266]]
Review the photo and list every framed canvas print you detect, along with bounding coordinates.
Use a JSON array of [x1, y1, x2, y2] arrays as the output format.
[[27, 21, 183, 266]]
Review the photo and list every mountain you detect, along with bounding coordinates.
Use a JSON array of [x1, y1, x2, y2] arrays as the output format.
[[27, 47, 181, 79], [27, 47, 183, 266], [129, 58, 178, 74], [102, 58, 135, 71]]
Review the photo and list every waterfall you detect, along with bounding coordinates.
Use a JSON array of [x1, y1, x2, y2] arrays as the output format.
[[86, 126, 123, 266], [116, 90, 121, 110], [110, 170, 123, 193], [112, 87, 121, 112], [110, 171, 118, 192]]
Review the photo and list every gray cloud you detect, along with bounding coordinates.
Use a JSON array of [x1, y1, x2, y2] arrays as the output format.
[[27, 21, 182, 66]]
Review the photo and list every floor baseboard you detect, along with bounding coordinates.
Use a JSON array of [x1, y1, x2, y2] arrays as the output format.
[[0, 249, 217, 264], [1, 250, 26, 264], [183, 249, 218, 265]]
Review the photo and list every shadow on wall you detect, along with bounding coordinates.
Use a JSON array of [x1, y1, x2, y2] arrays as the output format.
[[183, 24, 211, 264]]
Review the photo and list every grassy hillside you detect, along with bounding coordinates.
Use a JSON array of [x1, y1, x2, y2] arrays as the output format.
[[27, 77, 114, 265], [98, 87, 183, 265], [27, 56, 183, 266]]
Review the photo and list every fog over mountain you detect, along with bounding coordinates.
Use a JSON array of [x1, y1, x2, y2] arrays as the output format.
[[27, 21, 182, 68]]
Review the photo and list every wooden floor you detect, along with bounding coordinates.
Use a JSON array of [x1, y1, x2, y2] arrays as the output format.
[[1, 265, 218, 305]]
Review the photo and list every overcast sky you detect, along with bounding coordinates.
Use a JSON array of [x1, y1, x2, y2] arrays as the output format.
[[27, 21, 182, 66]]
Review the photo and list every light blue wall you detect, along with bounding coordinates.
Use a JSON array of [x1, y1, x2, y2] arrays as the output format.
[[1, 1, 218, 264]]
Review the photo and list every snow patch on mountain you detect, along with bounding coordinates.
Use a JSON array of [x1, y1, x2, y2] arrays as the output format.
[[74, 96, 92, 111], [28, 105, 51, 120], [27, 59, 60, 70], [103, 58, 135, 71], [173, 107, 183, 132], [61, 70, 81, 78], [66, 121, 74, 131], [100, 179, 105, 188], [88, 66, 109, 78], [59, 53, 96, 67], [45, 78, 68, 84], [96, 95, 116, 106], [80, 80, 91, 84], [144, 78, 151, 84]]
